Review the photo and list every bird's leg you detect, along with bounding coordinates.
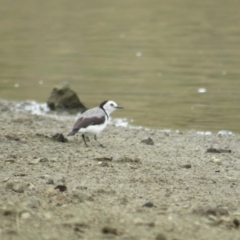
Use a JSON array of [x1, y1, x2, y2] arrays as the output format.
[[82, 134, 89, 147], [94, 135, 105, 148]]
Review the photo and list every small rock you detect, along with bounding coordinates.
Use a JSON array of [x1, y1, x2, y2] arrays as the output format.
[[46, 179, 54, 185], [142, 202, 155, 208], [181, 164, 191, 169], [32, 157, 50, 165], [28, 159, 39, 165], [94, 157, 112, 161], [2, 207, 18, 217], [2, 177, 10, 183], [102, 226, 118, 235], [40, 175, 51, 179], [206, 148, 231, 153], [141, 137, 154, 145], [233, 218, 240, 228], [38, 157, 49, 163], [14, 173, 27, 177], [55, 185, 67, 192], [47, 82, 86, 112], [5, 159, 15, 163], [30, 157, 49, 164], [210, 157, 222, 165], [52, 133, 68, 143], [28, 183, 36, 191]]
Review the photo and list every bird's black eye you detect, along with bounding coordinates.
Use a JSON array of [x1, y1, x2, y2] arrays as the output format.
[[110, 103, 114, 106]]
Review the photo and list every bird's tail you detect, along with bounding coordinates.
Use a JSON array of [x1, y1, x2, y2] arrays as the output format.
[[67, 129, 79, 136]]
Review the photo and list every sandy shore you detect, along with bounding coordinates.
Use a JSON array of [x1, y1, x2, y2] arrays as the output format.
[[1, 101, 240, 240]]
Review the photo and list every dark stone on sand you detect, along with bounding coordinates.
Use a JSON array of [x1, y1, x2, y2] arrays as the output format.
[[102, 226, 118, 235], [94, 157, 113, 161], [54, 185, 67, 192], [47, 83, 86, 112], [14, 173, 27, 177], [182, 164, 192, 169], [233, 218, 240, 228], [46, 179, 54, 185], [52, 133, 68, 143], [38, 157, 49, 163], [141, 137, 154, 145], [142, 202, 155, 208], [206, 148, 231, 153]]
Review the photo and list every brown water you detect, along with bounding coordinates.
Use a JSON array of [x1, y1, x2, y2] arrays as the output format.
[[1, 0, 240, 132]]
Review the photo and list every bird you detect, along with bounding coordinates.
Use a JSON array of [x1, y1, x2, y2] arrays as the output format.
[[67, 100, 123, 147]]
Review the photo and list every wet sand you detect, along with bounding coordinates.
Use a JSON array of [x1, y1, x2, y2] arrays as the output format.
[[1, 101, 240, 240]]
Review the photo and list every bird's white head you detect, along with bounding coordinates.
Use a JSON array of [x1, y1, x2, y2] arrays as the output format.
[[99, 100, 123, 115]]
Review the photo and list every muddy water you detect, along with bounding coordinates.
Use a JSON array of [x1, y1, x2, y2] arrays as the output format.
[[1, 0, 240, 132]]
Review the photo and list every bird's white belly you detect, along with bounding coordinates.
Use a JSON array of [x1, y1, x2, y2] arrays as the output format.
[[79, 120, 108, 135]]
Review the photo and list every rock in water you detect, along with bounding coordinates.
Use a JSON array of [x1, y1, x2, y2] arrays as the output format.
[[47, 83, 86, 112]]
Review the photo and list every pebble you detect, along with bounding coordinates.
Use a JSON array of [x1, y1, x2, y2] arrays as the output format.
[[2, 177, 10, 183], [28, 182, 36, 191], [46, 179, 54, 185], [5, 159, 15, 163], [52, 133, 68, 143], [38, 157, 49, 163], [142, 202, 155, 208], [181, 164, 192, 169], [210, 157, 222, 165], [102, 226, 118, 235], [55, 185, 67, 192], [141, 137, 154, 145]]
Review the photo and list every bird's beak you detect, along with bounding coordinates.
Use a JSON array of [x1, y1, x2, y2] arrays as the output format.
[[116, 106, 123, 109]]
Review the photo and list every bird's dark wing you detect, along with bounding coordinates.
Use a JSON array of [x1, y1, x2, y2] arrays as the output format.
[[67, 107, 105, 136]]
